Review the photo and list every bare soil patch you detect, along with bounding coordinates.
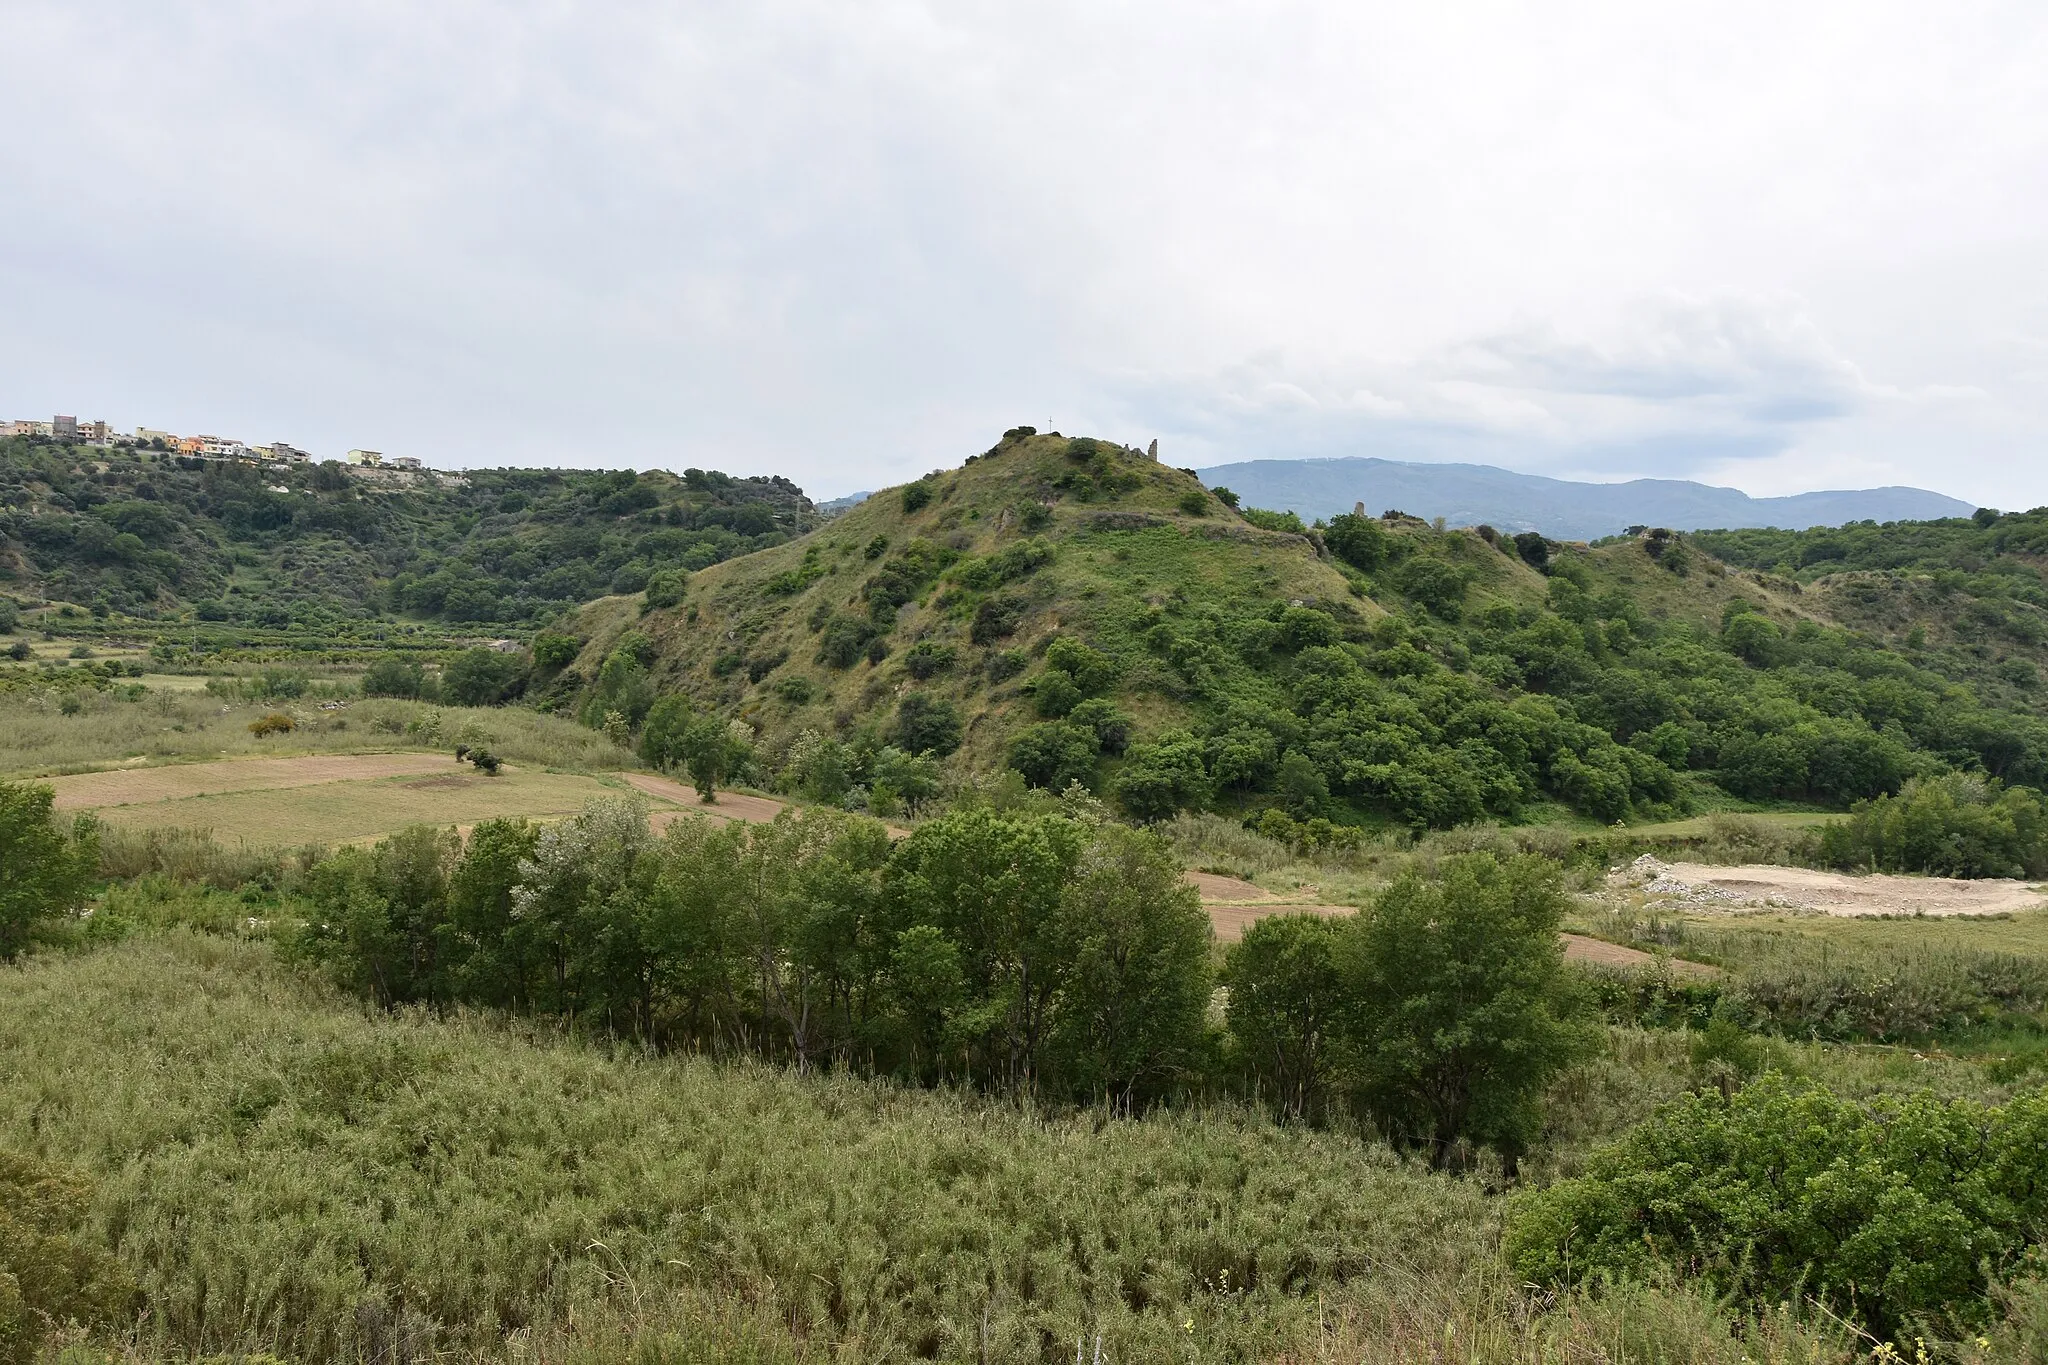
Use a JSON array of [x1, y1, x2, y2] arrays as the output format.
[[624, 772, 912, 838], [1561, 933, 1718, 978], [1652, 860, 2048, 917], [1208, 902, 1356, 943], [46, 753, 463, 810], [1187, 871, 1277, 902]]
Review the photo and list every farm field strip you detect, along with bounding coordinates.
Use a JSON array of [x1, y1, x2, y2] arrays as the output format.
[[44, 752, 465, 808], [86, 768, 680, 846]]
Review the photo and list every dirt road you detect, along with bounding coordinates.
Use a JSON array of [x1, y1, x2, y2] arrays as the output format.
[[1643, 860, 2048, 917]]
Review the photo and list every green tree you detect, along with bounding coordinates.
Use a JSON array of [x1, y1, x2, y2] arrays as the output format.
[[1049, 823, 1213, 1109], [885, 808, 1086, 1090], [870, 747, 941, 814], [1006, 720, 1100, 790], [1112, 731, 1211, 821], [361, 653, 432, 699], [1324, 513, 1392, 570], [442, 646, 525, 706], [891, 692, 962, 757], [638, 694, 694, 772], [1340, 853, 1593, 1169], [0, 783, 98, 960], [682, 717, 749, 801], [1224, 913, 1347, 1122], [1276, 749, 1329, 816]]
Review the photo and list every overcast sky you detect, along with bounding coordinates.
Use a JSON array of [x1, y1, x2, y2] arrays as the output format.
[[5, 3, 2046, 505]]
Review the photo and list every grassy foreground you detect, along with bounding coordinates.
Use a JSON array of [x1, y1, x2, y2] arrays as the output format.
[[0, 933, 1855, 1364]]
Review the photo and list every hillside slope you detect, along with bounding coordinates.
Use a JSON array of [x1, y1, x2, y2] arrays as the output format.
[[558, 432, 2048, 831], [560, 432, 1377, 771], [0, 437, 814, 630], [1194, 456, 1974, 540]]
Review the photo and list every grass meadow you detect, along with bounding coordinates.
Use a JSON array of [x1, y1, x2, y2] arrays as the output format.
[[0, 927, 1867, 1365]]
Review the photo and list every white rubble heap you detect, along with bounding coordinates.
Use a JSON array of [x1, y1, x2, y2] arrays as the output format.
[[1610, 854, 1748, 905]]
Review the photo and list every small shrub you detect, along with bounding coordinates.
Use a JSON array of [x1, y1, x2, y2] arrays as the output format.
[[901, 482, 934, 514], [970, 595, 1025, 645], [902, 640, 956, 679], [248, 712, 295, 737], [643, 569, 688, 609], [1176, 489, 1209, 516], [532, 632, 581, 670], [774, 675, 814, 704]]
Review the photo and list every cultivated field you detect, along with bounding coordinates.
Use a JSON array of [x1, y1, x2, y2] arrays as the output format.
[[0, 690, 627, 778], [53, 756, 681, 847]]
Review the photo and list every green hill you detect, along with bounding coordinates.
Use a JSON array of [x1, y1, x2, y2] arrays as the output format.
[[556, 431, 2048, 830], [0, 436, 815, 634]]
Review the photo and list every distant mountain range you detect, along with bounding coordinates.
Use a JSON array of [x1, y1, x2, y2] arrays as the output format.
[[1192, 457, 1976, 541], [818, 491, 873, 516]]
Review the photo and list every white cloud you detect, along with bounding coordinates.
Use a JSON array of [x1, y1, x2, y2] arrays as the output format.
[[2, 1, 2046, 505]]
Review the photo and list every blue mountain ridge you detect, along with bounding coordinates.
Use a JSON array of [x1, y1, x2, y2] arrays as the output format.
[[1191, 456, 1975, 541]]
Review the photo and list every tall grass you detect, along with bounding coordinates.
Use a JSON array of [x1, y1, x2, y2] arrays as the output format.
[[0, 934, 1859, 1364], [96, 825, 314, 890]]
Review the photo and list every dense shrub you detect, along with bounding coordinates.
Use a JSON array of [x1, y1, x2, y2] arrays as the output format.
[[441, 647, 525, 706], [900, 481, 933, 513], [901, 639, 956, 679], [0, 783, 99, 959], [360, 653, 432, 700], [891, 692, 962, 757], [531, 631, 580, 670], [970, 595, 1025, 645], [1324, 513, 1393, 570], [1821, 774, 2048, 877], [816, 614, 877, 668], [0, 1151, 136, 1365], [642, 568, 688, 608], [1007, 721, 1101, 791], [1506, 1076, 2048, 1340]]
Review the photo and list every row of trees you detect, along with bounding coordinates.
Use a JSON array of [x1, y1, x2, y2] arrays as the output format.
[[298, 801, 1590, 1159]]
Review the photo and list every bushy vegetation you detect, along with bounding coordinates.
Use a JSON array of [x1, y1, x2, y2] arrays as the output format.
[[0, 781, 97, 959], [0, 1149, 136, 1365], [1508, 1074, 2048, 1340], [3, 929, 1902, 1362], [0, 438, 813, 626], [1822, 773, 2048, 877]]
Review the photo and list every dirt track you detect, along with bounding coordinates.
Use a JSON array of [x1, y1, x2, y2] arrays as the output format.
[[621, 772, 914, 839], [1655, 861, 2048, 917], [1561, 933, 1717, 977], [45, 753, 463, 809]]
